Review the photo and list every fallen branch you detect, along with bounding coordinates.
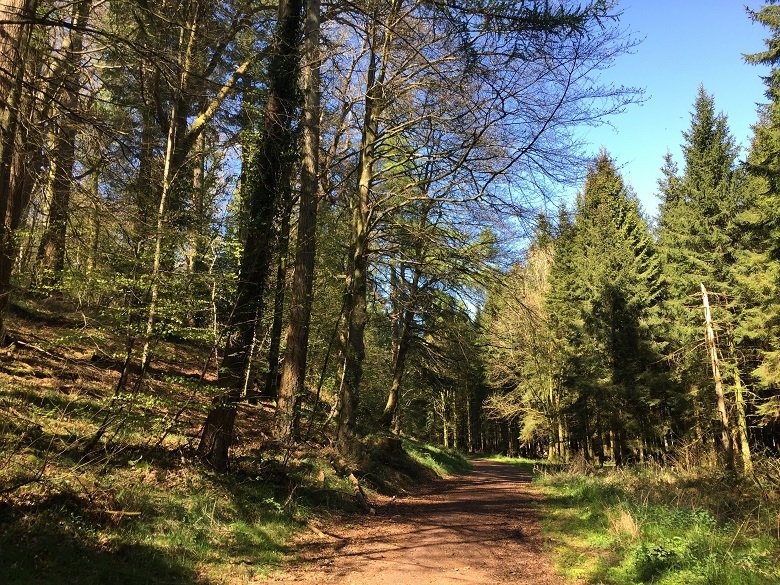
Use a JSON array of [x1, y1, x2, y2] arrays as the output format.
[[348, 472, 373, 513]]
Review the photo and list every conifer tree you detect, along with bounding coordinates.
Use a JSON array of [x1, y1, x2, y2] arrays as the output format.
[[547, 152, 661, 464], [739, 2, 780, 441], [656, 87, 747, 466]]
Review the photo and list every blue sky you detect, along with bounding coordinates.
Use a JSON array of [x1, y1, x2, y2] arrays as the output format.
[[577, 0, 770, 216]]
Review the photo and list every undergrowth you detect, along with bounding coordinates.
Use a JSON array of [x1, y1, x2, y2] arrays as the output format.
[[0, 297, 470, 584], [402, 438, 473, 477], [539, 462, 780, 584]]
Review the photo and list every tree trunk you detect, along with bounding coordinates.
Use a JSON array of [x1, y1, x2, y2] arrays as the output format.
[[199, 0, 304, 470], [218, 0, 304, 389], [466, 395, 473, 453], [334, 2, 401, 457], [442, 403, 449, 449], [197, 396, 238, 471], [86, 171, 100, 276], [274, 0, 320, 441], [733, 367, 753, 474], [336, 227, 368, 455], [0, 0, 38, 342], [335, 23, 377, 457], [701, 283, 734, 466], [264, 195, 292, 402], [381, 307, 413, 429], [557, 416, 566, 461], [35, 0, 92, 290], [141, 11, 200, 368]]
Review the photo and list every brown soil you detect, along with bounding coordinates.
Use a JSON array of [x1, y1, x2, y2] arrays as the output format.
[[268, 459, 566, 585]]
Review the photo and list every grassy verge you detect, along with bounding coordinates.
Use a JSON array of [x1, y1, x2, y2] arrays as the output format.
[[538, 465, 780, 585], [1, 463, 297, 584], [402, 438, 472, 477], [482, 454, 552, 467]]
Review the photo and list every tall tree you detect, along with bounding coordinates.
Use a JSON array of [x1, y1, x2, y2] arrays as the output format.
[[731, 1, 780, 455], [198, 0, 304, 470], [35, 0, 93, 290], [274, 0, 321, 440], [656, 87, 740, 466], [483, 217, 571, 461], [0, 0, 39, 342], [547, 152, 661, 464], [330, 0, 639, 457]]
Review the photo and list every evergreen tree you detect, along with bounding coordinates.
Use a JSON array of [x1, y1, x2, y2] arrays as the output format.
[[547, 152, 662, 464], [739, 2, 780, 441], [656, 86, 752, 467]]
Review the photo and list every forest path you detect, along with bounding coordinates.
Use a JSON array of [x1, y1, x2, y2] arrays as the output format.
[[268, 459, 566, 584]]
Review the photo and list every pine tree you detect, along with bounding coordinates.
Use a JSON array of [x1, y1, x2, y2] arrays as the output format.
[[547, 152, 662, 464], [656, 86, 746, 467], [739, 2, 780, 443]]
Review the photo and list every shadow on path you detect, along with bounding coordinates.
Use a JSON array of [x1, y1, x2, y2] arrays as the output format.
[[270, 459, 563, 585]]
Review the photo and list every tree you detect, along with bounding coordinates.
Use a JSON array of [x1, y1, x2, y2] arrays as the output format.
[[0, 0, 40, 342], [656, 87, 742, 467], [547, 152, 662, 464], [198, 0, 304, 470], [34, 0, 94, 291], [742, 2, 780, 445], [329, 0, 639, 457], [483, 217, 571, 461], [275, 0, 321, 440]]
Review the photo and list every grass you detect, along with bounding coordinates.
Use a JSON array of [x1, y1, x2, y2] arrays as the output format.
[[0, 296, 470, 584], [538, 464, 780, 584], [401, 437, 472, 477], [1, 434, 467, 585], [483, 454, 553, 467], [0, 466, 297, 584]]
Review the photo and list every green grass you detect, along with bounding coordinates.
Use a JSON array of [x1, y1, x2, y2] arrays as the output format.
[[482, 454, 554, 467], [0, 297, 476, 584], [0, 462, 298, 585], [538, 468, 780, 585], [401, 438, 472, 477]]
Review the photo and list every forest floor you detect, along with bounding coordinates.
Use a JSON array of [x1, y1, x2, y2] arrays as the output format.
[[268, 459, 566, 585]]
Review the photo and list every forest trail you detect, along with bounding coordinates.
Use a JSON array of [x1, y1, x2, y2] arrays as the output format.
[[269, 460, 566, 584]]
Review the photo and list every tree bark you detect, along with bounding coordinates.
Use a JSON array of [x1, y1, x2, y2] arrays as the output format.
[[701, 283, 734, 466], [35, 0, 92, 290], [141, 8, 200, 368], [218, 0, 304, 389], [381, 246, 424, 430], [0, 0, 38, 341], [733, 367, 753, 474], [274, 0, 320, 441], [335, 2, 400, 456], [264, 194, 292, 402], [199, 0, 304, 470], [381, 305, 413, 429]]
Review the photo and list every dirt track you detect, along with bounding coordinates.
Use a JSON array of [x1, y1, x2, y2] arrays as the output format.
[[268, 459, 565, 584]]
